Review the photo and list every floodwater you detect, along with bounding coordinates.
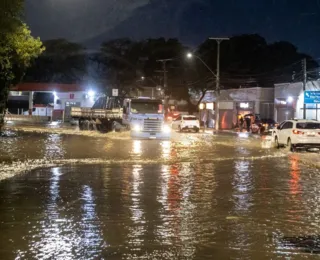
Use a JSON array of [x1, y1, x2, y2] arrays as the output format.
[[1, 125, 320, 259]]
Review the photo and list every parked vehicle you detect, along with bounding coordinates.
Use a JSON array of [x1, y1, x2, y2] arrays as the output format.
[[273, 119, 320, 152], [172, 115, 200, 133], [260, 118, 278, 131], [244, 113, 261, 133]]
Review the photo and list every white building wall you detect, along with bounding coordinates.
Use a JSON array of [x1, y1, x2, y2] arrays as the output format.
[[53, 91, 95, 110], [274, 81, 320, 122]]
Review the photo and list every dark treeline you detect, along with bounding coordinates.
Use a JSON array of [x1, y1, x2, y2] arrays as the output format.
[[24, 34, 319, 106]]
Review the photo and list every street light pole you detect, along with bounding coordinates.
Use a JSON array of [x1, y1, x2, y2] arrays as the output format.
[[157, 59, 173, 105], [302, 58, 307, 119], [209, 37, 229, 131]]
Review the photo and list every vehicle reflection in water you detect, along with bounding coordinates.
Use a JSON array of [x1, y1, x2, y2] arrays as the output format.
[[161, 141, 171, 159], [17, 168, 105, 259], [227, 160, 253, 257], [287, 154, 303, 223], [157, 165, 170, 244], [128, 165, 145, 249], [80, 185, 106, 258], [132, 140, 142, 156]]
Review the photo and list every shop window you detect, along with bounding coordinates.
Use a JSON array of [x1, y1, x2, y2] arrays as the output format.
[[56, 99, 61, 105]]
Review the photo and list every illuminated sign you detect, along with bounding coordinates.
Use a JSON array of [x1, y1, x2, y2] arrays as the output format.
[[206, 103, 214, 110], [199, 103, 205, 110], [239, 102, 249, 109], [279, 100, 287, 105], [304, 91, 320, 104]]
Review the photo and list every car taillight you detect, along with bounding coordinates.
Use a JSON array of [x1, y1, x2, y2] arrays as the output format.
[[292, 129, 304, 135]]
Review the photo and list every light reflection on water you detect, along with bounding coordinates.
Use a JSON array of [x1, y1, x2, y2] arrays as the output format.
[[15, 167, 105, 260], [132, 140, 142, 156], [2, 131, 320, 259], [44, 134, 64, 159]]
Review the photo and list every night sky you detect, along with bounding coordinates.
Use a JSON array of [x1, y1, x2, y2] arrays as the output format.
[[25, 0, 320, 58]]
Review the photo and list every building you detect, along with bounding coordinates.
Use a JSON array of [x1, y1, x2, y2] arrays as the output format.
[[274, 80, 320, 122], [199, 87, 274, 129], [9, 83, 96, 121]]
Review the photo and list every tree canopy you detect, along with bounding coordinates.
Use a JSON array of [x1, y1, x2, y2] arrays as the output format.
[[197, 34, 318, 89], [0, 0, 44, 127], [25, 39, 86, 83]]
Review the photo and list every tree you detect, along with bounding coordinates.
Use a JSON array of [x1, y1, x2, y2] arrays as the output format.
[[93, 38, 187, 99], [25, 39, 86, 83], [196, 34, 318, 90], [0, 14, 44, 127]]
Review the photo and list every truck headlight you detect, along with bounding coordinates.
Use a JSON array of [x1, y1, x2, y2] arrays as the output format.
[[162, 124, 171, 133], [132, 124, 141, 132]]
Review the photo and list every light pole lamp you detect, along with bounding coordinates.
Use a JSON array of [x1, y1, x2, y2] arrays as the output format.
[[186, 52, 216, 78]]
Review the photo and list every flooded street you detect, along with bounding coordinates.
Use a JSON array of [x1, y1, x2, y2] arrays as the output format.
[[1, 125, 320, 259]]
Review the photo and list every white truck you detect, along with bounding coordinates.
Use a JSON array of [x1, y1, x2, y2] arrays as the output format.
[[71, 96, 171, 139], [122, 97, 171, 139]]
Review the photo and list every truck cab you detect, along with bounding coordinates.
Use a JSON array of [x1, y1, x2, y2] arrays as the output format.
[[122, 98, 171, 139]]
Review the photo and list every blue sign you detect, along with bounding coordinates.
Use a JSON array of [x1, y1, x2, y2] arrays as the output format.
[[304, 91, 320, 104]]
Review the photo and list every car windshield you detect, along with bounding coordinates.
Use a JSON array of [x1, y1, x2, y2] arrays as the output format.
[[183, 116, 197, 120], [296, 123, 320, 129], [131, 101, 163, 114]]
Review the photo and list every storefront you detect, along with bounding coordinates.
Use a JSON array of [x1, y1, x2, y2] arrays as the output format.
[[200, 87, 274, 129], [236, 101, 255, 116]]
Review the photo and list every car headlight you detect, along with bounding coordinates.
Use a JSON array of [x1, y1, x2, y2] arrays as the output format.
[[162, 124, 171, 133], [132, 124, 141, 132]]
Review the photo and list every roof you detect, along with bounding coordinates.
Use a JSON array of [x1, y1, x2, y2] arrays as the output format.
[[11, 83, 86, 92], [287, 119, 319, 122]]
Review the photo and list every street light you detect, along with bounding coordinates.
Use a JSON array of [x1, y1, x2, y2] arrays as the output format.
[[186, 52, 216, 78]]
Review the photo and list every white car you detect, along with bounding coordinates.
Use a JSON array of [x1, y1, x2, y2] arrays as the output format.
[[274, 119, 320, 152], [172, 115, 200, 132]]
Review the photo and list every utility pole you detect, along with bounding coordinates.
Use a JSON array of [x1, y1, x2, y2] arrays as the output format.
[[209, 37, 230, 131], [156, 59, 173, 105], [302, 58, 307, 119]]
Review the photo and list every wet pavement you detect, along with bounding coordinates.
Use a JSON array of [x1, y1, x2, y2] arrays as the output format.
[[1, 125, 320, 259]]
